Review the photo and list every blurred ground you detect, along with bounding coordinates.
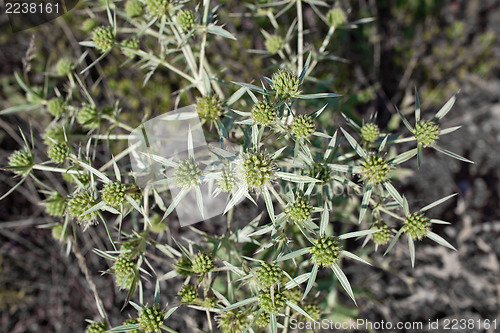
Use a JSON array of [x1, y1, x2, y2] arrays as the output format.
[[1, 0, 500, 332]]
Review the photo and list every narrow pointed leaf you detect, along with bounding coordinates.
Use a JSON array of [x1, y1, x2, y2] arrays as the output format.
[[341, 128, 366, 158], [408, 235, 415, 268], [303, 263, 319, 299], [426, 231, 456, 251], [384, 228, 403, 255], [414, 88, 421, 123], [277, 247, 311, 262], [341, 250, 371, 266], [391, 148, 417, 165], [359, 185, 372, 223], [431, 144, 474, 164], [331, 263, 356, 305], [383, 182, 403, 206], [434, 91, 459, 121], [286, 300, 314, 321], [222, 296, 258, 311], [339, 229, 380, 240], [420, 193, 457, 212], [394, 105, 414, 132]]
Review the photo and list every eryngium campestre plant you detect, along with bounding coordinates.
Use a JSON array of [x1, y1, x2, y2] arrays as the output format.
[[372, 221, 391, 245], [68, 190, 98, 228], [178, 284, 198, 303], [271, 70, 300, 99], [286, 197, 313, 223], [121, 38, 140, 58], [138, 306, 165, 333], [44, 193, 67, 217], [218, 167, 236, 192], [415, 120, 440, 147], [175, 256, 192, 276], [46, 98, 66, 117], [92, 26, 115, 52], [216, 310, 247, 333], [145, 0, 171, 17], [113, 255, 136, 289], [308, 163, 331, 182], [77, 104, 100, 129], [174, 158, 202, 188], [123, 318, 140, 333], [125, 0, 144, 18], [326, 8, 347, 28], [258, 289, 287, 314], [56, 58, 74, 76], [290, 114, 315, 138], [240, 150, 277, 190], [360, 123, 380, 143], [265, 35, 285, 54], [251, 101, 277, 126], [8, 150, 34, 175], [191, 253, 214, 275], [310, 236, 342, 266], [361, 154, 391, 184], [256, 263, 282, 287], [48, 143, 69, 163], [196, 94, 223, 121], [403, 212, 431, 240], [85, 321, 108, 333], [255, 311, 271, 328], [302, 303, 321, 321], [101, 181, 127, 207]]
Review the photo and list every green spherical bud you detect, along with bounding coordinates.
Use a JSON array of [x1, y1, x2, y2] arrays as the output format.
[[176, 9, 196, 30], [68, 190, 98, 227], [85, 321, 107, 333], [361, 154, 390, 184], [113, 255, 136, 289], [125, 0, 145, 18], [285, 288, 302, 304], [192, 253, 214, 275], [175, 256, 192, 276], [216, 310, 246, 333], [101, 181, 127, 207], [123, 318, 140, 333], [92, 26, 115, 52], [265, 35, 285, 54], [303, 303, 321, 321], [122, 38, 140, 58], [8, 150, 34, 176], [196, 95, 224, 121], [174, 158, 202, 188], [26, 86, 43, 104], [310, 236, 342, 267], [48, 143, 69, 163], [77, 104, 100, 129], [240, 150, 277, 190], [372, 221, 391, 245], [308, 163, 331, 183], [45, 193, 67, 217], [258, 289, 287, 314], [149, 213, 167, 233], [51, 223, 69, 242], [255, 311, 270, 328], [286, 197, 313, 223], [82, 18, 98, 32], [203, 297, 217, 308], [218, 167, 236, 192], [415, 120, 440, 147], [257, 263, 282, 287], [251, 101, 277, 126], [56, 58, 74, 76], [271, 70, 300, 99], [403, 212, 430, 240], [138, 306, 165, 333], [178, 284, 198, 304], [326, 8, 347, 28], [145, 0, 171, 18], [361, 123, 380, 143], [47, 98, 66, 117], [290, 114, 315, 138], [44, 125, 67, 145]]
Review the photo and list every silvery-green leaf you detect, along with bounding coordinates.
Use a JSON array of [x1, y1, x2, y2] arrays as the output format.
[[303, 263, 319, 299], [434, 90, 459, 121], [391, 148, 418, 165], [270, 313, 277, 333], [403, 196, 410, 216], [426, 231, 456, 251], [359, 185, 372, 224], [284, 273, 311, 289], [162, 187, 189, 220], [262, 187, 275, 223], [417, 142, 423, 168], [394, 105, 414, 132], [420, 193, 457, 212], [106, 324, 141, 332], [341, 250, 371, 266], [331, 263, 356, 305], [277, 247, 311, 262], [286, 300, 314, 321], [341, 128, 367, 158], [207, 24, 237, 40], [430, 219, 451, 225], [431, 144, 474, 164], [222, 296, 258, 311], [384, 228, 403, 255], [296, 93, 341, 99], [276, 172, 318, 183], [439, 126, 461, 135], [414, 87, 421, 123], [383, 182, 403, 206], [233, 82, 267, 95], [408, 235, 415, 268], [339, 229, 380, 240]]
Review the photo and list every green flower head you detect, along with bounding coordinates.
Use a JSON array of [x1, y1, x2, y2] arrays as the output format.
[[218, 167, 236, 192], [196, 95, 224, 121], [258, 289, 287, 314], [113, 255, 136, 289], [85, 321, 107, 333], [44, 193, 67, 217], [271, 69, 300, 99], [8, 150, 34, 176], [403, 212, 430, 240], [92, 26, 115, 52], [326, 8, 347, 28], [178, 284, 198, 304], [48, 143, 69, 164], [82, 18, 98, 32], [255, 311, 270, 328], [303, 303, 321, 321], [47, 98, 66, 117], [176, 9, 196, 30], [240, 150, 277, 190], [372, 221, 391, 245], [285, 288, 302, 304], [291, 114, 315, 138], [251, 101, 277, 126], [123, 318, 140, 333], [216, 310, 247, 333], [265, 35, 285, 54], [415, 120, 440, 147], [192, 253, 214, 275], [361, 123, 380, 143], [138, 306, 165, 333], [310, 236, 342, 267], [125, 0, 145, 18], [77, 104, 100, 129], [56, 58, 74, 76], [286, 197, 312, 223], [175, 256, 192, 276], [51, 223, 69, 242], [361, 154, 390, 184], [44, 125, 67, 145], [122, 38, 140, 58], [101, 181, 127, 207], [68, 190, 98, 228], [256, 263, 282, 287], [146, 0, 171, 18], [308, 163, 331, 183], [174, 158, 202, 188]]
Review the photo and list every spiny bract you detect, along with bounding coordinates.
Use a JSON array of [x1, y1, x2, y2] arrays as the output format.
[[403, 212, 430, 240], [310, 236, 342, 266]]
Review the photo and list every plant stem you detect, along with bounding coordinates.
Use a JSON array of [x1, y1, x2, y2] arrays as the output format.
[[297, 0, 304, 73]]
